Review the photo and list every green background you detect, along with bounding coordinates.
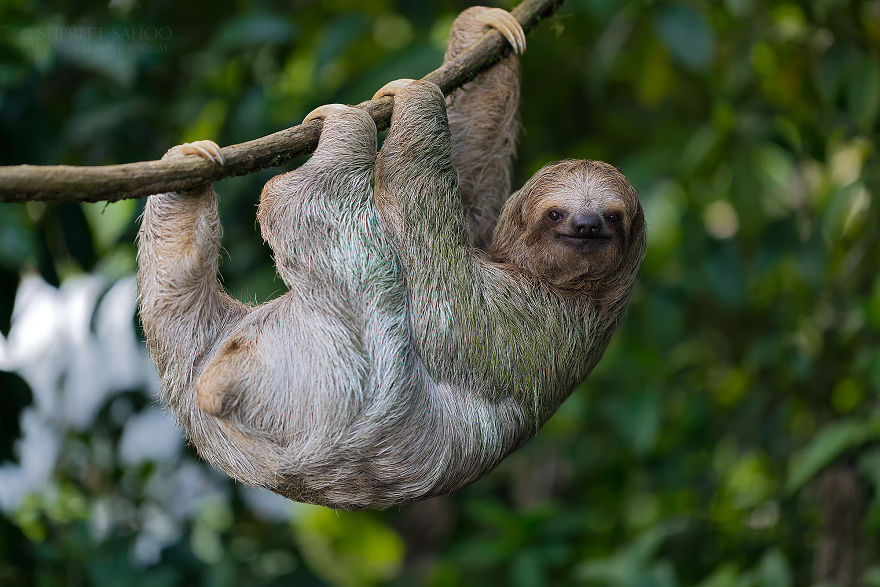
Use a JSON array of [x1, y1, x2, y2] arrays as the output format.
[[1, 0, 879, 584]]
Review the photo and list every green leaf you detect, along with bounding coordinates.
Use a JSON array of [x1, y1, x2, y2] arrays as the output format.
[[0, 205, 38, 270], [654, 4, 715, 71], [55, 35, 137, 88], [81, 199, 137, 253], [212, 13, 296, 51], [857, 448, 880, 493], [291, 505, 404, 585], [575, 520, 686, 584], [847, 58, 880, 131], [785, 419, 880, 495], [703, 242, 746, 308], [757, 548, 793, 587]]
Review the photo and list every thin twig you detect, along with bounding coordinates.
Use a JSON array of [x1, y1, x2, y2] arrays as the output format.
[[0, 0, 563, 204]]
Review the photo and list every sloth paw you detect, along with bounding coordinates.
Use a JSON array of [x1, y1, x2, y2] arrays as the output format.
[[164, 139, 225, 165], [196, 382, 226, 417], [196, 363, 235, 417], [372, 79, 417, 100], [303, 103, 351, 123], [195, 339, 248, 417], [476, 8, 526, 55]]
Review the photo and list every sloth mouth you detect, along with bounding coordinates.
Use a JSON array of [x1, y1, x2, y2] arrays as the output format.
[[556, 233, 611, 247]]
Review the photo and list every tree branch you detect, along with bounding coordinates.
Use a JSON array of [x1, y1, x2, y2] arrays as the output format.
[[0, 0, 563, 204]]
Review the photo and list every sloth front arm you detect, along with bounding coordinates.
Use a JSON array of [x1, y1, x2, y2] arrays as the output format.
[[137, 158, 249, 409], [374, 81, 585, 416]]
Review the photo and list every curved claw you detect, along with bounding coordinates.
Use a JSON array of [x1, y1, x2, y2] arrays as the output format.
[[179, 140, 225, 165], [303, 103, 350, 123], [476, 8, 526, 55], [372, 79, 417, 101]]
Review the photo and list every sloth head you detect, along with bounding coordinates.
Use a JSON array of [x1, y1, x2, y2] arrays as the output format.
[[490, 159, 646, 306]]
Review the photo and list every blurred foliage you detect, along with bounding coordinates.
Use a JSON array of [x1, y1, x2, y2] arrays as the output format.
[[1, 0, 880, 585]]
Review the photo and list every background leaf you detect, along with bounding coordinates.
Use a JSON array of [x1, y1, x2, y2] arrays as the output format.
[[786, 419, 880, 495], [653, 3, 715, 72]]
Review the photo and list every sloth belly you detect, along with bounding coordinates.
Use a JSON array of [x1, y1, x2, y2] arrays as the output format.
[[195, 247, 420, 435], [197, 278, 456, 508], [190, 201, 472, 507]]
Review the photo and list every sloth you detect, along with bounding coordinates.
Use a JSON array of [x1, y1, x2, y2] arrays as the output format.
[[137, 7, 645, 510]]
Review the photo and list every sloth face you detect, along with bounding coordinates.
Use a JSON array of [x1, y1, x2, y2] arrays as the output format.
[[529, 188, 629, 280], [491, 159, 644, 294]]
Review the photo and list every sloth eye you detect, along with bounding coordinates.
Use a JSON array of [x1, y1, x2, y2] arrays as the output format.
[[605, 212, 621, 225], [547, 210, 563, 222]]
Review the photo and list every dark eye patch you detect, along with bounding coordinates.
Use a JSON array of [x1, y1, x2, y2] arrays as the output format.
[[604, 211, 622, 225]]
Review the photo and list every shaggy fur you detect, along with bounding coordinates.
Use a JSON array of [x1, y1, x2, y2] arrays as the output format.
[[445, 6, 521, 251], [137, 7, 646, 510]]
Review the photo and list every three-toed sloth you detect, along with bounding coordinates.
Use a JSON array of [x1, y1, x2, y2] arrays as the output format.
[[137, 7, 645, 510]]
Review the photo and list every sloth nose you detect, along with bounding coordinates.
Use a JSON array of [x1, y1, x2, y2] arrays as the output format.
[[572, 213, 604, 237]]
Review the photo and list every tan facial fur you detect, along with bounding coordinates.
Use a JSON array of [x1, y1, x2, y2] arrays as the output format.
[[491, 160, 644, 305]]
